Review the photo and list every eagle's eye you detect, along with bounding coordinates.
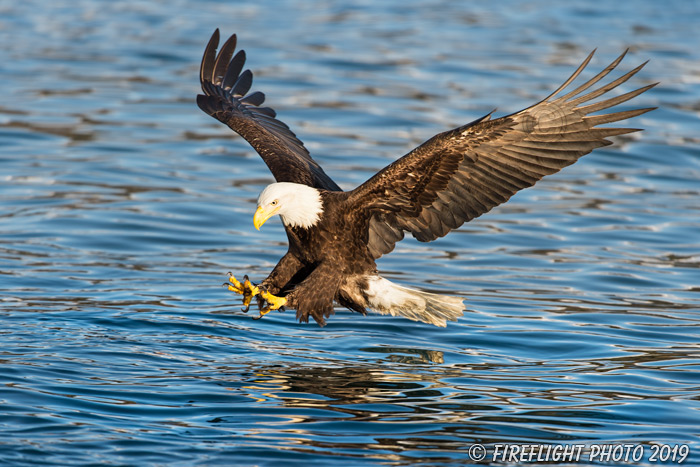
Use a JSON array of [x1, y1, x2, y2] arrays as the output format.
[[271, 200, 278, 206]]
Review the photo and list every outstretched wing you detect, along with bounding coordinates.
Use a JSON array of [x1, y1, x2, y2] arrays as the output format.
[[349, 50, 657, 259], [197, 29, 340, 191]]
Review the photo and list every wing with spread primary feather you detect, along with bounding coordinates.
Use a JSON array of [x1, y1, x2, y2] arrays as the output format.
[[349, 50, 657, 259], [197, 29, 340, 191]]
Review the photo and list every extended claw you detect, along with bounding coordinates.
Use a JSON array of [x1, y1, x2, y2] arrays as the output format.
[[225, 272, 260, 312], [252, 306, 272, 320]]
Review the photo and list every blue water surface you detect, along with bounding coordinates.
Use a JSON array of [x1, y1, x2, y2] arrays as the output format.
[[1, 1, 699, 466]]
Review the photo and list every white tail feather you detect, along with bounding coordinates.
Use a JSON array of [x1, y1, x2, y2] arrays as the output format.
[[364, 276, 465, 327]]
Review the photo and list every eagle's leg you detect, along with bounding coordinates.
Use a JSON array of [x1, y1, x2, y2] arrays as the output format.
[[225, 273, 260, 312], [259, 252, 304, 295], [282, 262, 342, 326]]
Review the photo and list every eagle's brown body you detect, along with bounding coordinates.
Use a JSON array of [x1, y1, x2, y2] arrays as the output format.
[[263, 191, 374, 324], [196, 29, 656, 326]]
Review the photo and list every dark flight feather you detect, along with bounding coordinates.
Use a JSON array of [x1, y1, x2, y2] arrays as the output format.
[[197, 29, 340, 191], [348, 50, 657, 259]]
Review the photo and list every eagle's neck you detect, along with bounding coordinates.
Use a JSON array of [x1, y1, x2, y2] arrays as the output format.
[[278, 183, 324, 229]]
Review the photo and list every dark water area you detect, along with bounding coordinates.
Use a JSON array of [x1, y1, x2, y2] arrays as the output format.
[[2, 1, 699, 466]]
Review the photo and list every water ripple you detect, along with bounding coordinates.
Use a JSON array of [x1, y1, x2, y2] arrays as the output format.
[[2, 0, 700, 466]]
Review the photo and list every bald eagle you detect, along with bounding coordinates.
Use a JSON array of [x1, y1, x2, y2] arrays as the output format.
[[197, 30, 655, 327]]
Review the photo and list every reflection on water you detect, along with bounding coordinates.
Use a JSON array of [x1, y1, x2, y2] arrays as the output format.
[[212, 351, 699, 463], [2, 0, 700, 465]]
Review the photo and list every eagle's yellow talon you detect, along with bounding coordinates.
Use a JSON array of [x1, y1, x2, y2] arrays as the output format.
[[241, 292, 255, 310], [226, 273, 262, 313], [227, 273, 244, 294], [226, 274, 260, 296], [252, 306, 272, 320], [243, 277, 260, 297], [227, 283, 243, 294], [261, 290, 287, 310]]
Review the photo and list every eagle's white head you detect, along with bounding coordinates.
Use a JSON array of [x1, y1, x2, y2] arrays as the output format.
[[254, 182, 323, 230]]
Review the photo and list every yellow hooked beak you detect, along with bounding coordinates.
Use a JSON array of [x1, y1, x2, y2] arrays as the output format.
[[253, 205, 280, 230]]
